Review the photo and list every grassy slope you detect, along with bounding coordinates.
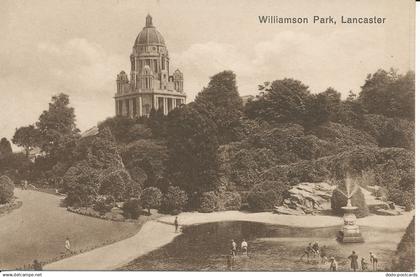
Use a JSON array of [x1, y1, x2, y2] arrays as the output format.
[[0, 189, 145, 270]]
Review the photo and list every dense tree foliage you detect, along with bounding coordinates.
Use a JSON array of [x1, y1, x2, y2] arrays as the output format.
[[165, 102, 220, 196], [195, 71, 243, 143], [0, 138, 12, 159], [12, 125, 40, 157], [8, 68, 414, 217], [0, 175, 14, 204], [360, 69, 414, 120], [160, 186, 188, 214]]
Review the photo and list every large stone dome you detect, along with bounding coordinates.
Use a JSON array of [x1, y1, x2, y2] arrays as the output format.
[[134, 14, 166, 46]]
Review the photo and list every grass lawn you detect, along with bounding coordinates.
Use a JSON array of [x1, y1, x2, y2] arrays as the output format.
[[0, 189, 155, 270]]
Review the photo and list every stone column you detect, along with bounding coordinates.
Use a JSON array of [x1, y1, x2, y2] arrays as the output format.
[[139, 97, 143, 117], [128, 98, 133, 118], [121, 99, 127, 116], [115, 100, 118, 116], [163, 97, 168, 115]]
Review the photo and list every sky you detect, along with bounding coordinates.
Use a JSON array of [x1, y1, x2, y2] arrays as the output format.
[[0, 0, 415, 145]]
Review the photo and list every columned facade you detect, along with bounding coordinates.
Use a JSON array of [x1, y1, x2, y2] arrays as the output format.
[[114, 15, 186, 117]]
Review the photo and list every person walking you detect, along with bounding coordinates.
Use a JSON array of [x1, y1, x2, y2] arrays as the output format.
[[174, 216, 179, 233], [329, 257, 337, 271], [65, 237, 71, 254], [348, 251, 359, 272], [231, 239, 237, 256], [300, 243, 312, 262], [241, 239, 248, 255], [369, 252, 378, 271]]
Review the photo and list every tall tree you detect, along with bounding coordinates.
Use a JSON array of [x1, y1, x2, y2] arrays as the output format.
[[36, 93, 80, 156], [195, 71, 243, 144], [245, 78, 310, 125], [359, 69, 414, 120], [12, 125, 40, 157], [165, 102, 219, 196]]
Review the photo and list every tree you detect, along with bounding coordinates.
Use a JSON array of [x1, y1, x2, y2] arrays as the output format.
[[147, 108, 167, 138], [12, 125, 40, 157], [140, 187, 162, 214], [36, 93, 80, 156], [63, 161, 100, 207], [245, 78, 310, 125], [0, 175, 14, 204], [304, 94, 330, 127], [247, 181, 285, 212], [165, 102, 220, 196], [98, 116, 137, 143], [0, 138, 12, 159], [359, 69, 414, 120], [195, 71, 243, 143], [160, 186, 188, 214]]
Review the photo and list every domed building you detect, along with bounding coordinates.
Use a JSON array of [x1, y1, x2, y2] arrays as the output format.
[[114, 15, 186, 117]]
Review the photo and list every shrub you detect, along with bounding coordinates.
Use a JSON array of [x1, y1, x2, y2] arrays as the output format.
[[247, 181, 287, 212], [392, 217, 415, 271], [219, 191, 242, 210], [0, 175, 14, 204], [160, 186, 188, 215], [330, 182, 369, 218], [199, 191, 218, 213], [122, 198, 142, 219], [93, 197, 113, 215], [140, 187, 162, 214]]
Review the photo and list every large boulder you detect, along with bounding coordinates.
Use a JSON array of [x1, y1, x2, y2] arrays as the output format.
[[273, 182, 335, 215]]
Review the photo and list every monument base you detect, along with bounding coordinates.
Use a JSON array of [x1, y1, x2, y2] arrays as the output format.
[[337, 230, 364, 243]]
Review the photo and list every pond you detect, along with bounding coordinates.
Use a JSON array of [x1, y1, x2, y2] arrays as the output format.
[[121, 221, 404, 271]]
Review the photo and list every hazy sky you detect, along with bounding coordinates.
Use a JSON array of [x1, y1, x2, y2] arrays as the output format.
[[0, 0, 414, 144]]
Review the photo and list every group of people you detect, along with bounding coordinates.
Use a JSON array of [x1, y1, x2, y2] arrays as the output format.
[[347, 251, 379, 272], [299, 242, 379, 271], [300, 241, 327, 262], [226, 239, 249, 270]]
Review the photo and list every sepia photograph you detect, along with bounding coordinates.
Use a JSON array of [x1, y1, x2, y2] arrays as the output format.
[[0, 0, 415, 274]]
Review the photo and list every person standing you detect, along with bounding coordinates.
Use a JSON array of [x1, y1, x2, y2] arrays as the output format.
[[231, 239, 237, 256], [65, 237, 71, 254], [33, 260, 42, 270], [369, 252, 378, 271], [241, 239, 248, 255], [329, 257, 337, 271], [348, 251, 359, 272], [174, 216, 179, 233]]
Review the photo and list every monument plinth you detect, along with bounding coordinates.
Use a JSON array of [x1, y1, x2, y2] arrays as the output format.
[[337, 199, 364, 243]]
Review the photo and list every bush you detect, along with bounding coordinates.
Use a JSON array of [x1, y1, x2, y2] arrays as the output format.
[[392, 217, 415, 271], [247, 181, 286, 212], [93, 197, 113, 215], [0, 175, 14, 204], [140, 187, 162, 214], [122, 198, 142, 219], [330, 182, 369, 218], [199, 191, 218, 213], [160, 186, 188, 215], [219, 191, 242, 210]]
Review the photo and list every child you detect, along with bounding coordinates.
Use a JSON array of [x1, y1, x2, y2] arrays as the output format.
[[329, 257, 337, 271]]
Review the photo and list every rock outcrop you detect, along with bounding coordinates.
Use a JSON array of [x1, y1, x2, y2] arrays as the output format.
[[274, 182, 334, 215]]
